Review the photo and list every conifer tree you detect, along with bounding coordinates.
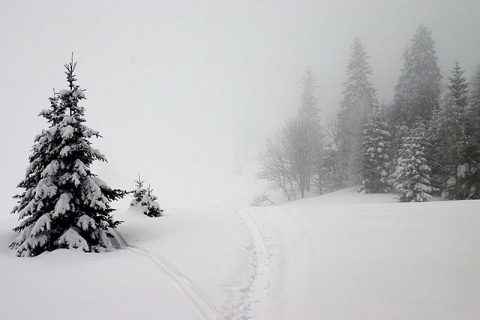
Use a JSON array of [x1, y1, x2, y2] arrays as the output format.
[[299, 66, 320, 122], [392, 25, 442, 127], [470, 65, 480, 130], [360, 104, 392, 193], [337, 39, 378, 186], [321, 116, 345, 192], [464, 64, 480, 198], [130, 175, 163, 217], [10, 57, 125, 257], [389, 122, 434, 202], [298, 67, 323, 193], [315, 143, 341, 194], [430, 62, 471, 199], [131, 175, 147, 207], [142, 186, 163, 217], [448, 61, 469, 108]]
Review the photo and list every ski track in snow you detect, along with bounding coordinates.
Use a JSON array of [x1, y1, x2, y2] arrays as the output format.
[[223, 209, 271, 320], [112, 230, 218, 320]]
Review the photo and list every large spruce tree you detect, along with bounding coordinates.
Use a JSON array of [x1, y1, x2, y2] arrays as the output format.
[[465, 64, 480, 198], [392, 25, 442, 127], [430, 61, 471, 199], [10, 58, 125, 257], [337, 39, 377, 186]]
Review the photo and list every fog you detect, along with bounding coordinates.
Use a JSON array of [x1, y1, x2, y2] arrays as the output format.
[[1, 1, 479, 212]]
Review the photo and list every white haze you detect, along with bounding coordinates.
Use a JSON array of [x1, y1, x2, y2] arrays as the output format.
[[1, 1, 479, 212]]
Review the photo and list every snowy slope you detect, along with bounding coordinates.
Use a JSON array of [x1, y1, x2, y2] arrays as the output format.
[[1, 189, 479, 319], [254, 190, 480, 319]]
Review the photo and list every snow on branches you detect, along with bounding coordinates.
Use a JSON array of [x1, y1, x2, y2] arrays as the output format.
[[10, 57, 125, 257], [389, 123, 435, 202], [130, 175, 163, 217], [360, 104, 392, 193]]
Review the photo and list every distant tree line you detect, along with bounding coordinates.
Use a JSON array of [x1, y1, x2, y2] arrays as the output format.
[[258, 25, 480, 202]]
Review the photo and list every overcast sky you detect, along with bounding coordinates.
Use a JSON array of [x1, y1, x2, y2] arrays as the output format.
[[1, 1, 479, 212]]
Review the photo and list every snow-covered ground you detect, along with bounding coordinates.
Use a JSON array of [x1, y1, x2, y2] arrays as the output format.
[[1, 188, 479, 319]]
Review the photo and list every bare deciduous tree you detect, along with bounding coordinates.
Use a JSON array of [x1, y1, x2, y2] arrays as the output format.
[[258, 117, 323, 199], [257, 131, 296, 200]]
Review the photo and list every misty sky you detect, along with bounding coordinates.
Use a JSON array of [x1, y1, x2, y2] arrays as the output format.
[[1, 1, 479, 212]]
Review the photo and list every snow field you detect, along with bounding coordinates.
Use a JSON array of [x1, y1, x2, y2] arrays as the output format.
[[1, 189, 479, 319], [115, 206, 264, 319], [0, 245, 199, 319], [254, 193, 480, 319]]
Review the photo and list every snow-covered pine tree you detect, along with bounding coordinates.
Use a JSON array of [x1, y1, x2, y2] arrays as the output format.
[[360, 104, 392, 193], [130, 175, 147, 207], [389, 122, 435, 202], [430, 61, 471, 199], [464, 64, 480, 198], [10, 58, 126, 257], [130, 176, 163, 217], [142, 186, 163, 217], [337, 39, 378, 186], [391, 25, 442, 127]]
